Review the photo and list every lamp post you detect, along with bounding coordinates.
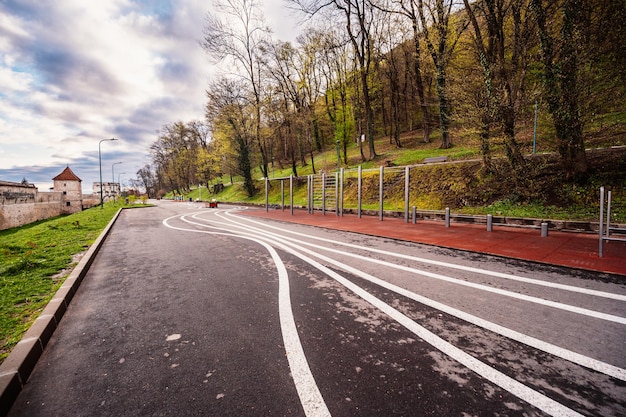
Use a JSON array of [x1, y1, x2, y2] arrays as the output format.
[[112, 162, 122, 200], [99, 138, 118, 207], [118, 172, 126, 197]]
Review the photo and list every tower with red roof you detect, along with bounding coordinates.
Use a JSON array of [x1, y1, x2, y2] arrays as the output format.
[[52, 166, 83, 213]]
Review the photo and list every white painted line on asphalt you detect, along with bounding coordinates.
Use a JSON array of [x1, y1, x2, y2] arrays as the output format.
[[215, 211, 626, 325], [191, 210, 626, 382], [206, 218, 585, 417], [162, 215, 331, 417], [227, 210, 626, 301]]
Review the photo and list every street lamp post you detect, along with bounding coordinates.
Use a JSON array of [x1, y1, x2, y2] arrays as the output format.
[[112, 162, 122, 200], [118, 172, 126, 197], [99, 138, 118, 207]]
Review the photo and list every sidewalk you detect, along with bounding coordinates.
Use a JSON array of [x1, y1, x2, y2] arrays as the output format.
[[240, 208, 626, 276]]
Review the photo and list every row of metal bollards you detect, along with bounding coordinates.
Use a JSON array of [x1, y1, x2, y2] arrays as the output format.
[[411, 206, 550, 236]]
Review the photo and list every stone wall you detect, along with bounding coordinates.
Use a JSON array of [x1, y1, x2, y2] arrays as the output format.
[[0, 200, 66, 230], [1, 181, 38, 204], [0, 181, 81, 230]]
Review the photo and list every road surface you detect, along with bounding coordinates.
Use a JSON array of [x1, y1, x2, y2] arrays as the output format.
[[8, 201, 626, 416]]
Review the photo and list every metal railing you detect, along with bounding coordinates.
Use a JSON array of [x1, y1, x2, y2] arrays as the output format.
[[262, 171, 625, 255]]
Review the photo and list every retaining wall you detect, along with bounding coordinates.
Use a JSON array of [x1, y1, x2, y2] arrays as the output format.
[[0, 200, 66, 231]]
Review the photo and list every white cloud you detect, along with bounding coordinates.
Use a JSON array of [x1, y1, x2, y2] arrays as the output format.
[[0, 0, 301, 192]]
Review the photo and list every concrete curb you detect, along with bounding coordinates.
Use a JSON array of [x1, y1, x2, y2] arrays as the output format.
[[0, 208, 123, 417]]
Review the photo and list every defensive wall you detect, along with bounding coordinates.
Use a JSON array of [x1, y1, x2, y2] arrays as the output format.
[[0, 181, 89, 231]]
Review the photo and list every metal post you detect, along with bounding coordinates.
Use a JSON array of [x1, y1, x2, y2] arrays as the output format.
[[541, 222, 548, 237], [412, 206, 416, 224], [290, 175, 294, 216], [379, 165, 384, 221], [599, 186, 604, 257], [606, 190, 612, 238], [306, 176, 310, 213], [281, 180, 285, 211], [119, 173, 126, 197], [98, 138, 118, 208], [533, 100, 538, 154], [322, 173, 326, 216], [339, 168, 344, 217], [487, 214, 493, 232], [445, 207, 450, 228], [98, 143, 103, 207], [112, 162, 122, 200], [357, 165, 362, 219], [404, 166, 410, 223], [335, 172, 339, 216], [265, 177, 269, 212], [312, 175, 314, 214]]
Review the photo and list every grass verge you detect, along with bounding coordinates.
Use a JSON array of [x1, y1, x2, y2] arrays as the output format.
[[0, 203, 148, 363]]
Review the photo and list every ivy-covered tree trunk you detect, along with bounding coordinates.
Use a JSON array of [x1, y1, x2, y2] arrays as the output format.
[[411, 20, 431, 143], [418, 0, 457, 150], [532, 0, 588, 181], [234, 132, 255, 197], [435, 64, 452, 149]]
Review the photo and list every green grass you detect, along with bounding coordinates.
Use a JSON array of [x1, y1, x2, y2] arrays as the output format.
[[0, 203, 149, 363]]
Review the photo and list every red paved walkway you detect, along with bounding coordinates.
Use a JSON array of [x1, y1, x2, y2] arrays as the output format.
[[240, 208, 626, 276]]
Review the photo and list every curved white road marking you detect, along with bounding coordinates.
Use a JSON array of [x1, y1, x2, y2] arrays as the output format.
[[162, 215, 331, 417], [209, 211, 626, 324], [226, 209, 626, 301], [178, 212, 584, 417], [187, 209, 626, 382]]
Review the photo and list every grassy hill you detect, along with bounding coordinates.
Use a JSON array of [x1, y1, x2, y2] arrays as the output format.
[[179, 117, 626, 222]]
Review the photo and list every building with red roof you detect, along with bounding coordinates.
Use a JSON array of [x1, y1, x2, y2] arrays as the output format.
[[52, 166, 83, 213]]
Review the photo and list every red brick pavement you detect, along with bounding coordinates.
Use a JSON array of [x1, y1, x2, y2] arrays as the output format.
[[240, 208, 626, 276]]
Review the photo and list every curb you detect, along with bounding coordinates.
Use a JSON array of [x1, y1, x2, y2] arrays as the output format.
[[0, 208, 123, 417]]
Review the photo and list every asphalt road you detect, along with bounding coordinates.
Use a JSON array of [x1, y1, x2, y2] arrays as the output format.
[[8, 201, 626, 416]]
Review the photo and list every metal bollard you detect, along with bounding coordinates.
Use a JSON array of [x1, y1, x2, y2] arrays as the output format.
[[541, 222, 549, 237], [445, 207, 450, 228], [487, 214, 493, 232], [412, 206, 417, 224]]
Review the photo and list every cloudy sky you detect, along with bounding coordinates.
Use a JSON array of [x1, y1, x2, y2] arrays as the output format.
[[0, 0, 300, 192]]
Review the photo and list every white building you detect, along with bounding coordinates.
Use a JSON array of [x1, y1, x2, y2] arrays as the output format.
[[93, 182, 120, 202]]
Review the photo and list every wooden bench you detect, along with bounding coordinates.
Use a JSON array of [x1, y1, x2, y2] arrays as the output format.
[[423, 156, 448, 164]]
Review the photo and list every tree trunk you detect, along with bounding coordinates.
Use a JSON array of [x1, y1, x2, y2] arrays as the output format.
[[361, 69, 377, 160], [435, 64, 452, 149], [532, 0, 588, 180], [411, 17, 431, 143]]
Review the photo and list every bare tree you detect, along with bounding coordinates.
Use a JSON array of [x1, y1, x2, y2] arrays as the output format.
[[293, 0, 380, 161], [201, 0, 271, 178], [137, 164, 158, 198], [206, 77, 257, 196], [378, 11, 409, 148], [388, 0, 433, 143], [267, 40, 309, 175], [318, 27, 355, 164]]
